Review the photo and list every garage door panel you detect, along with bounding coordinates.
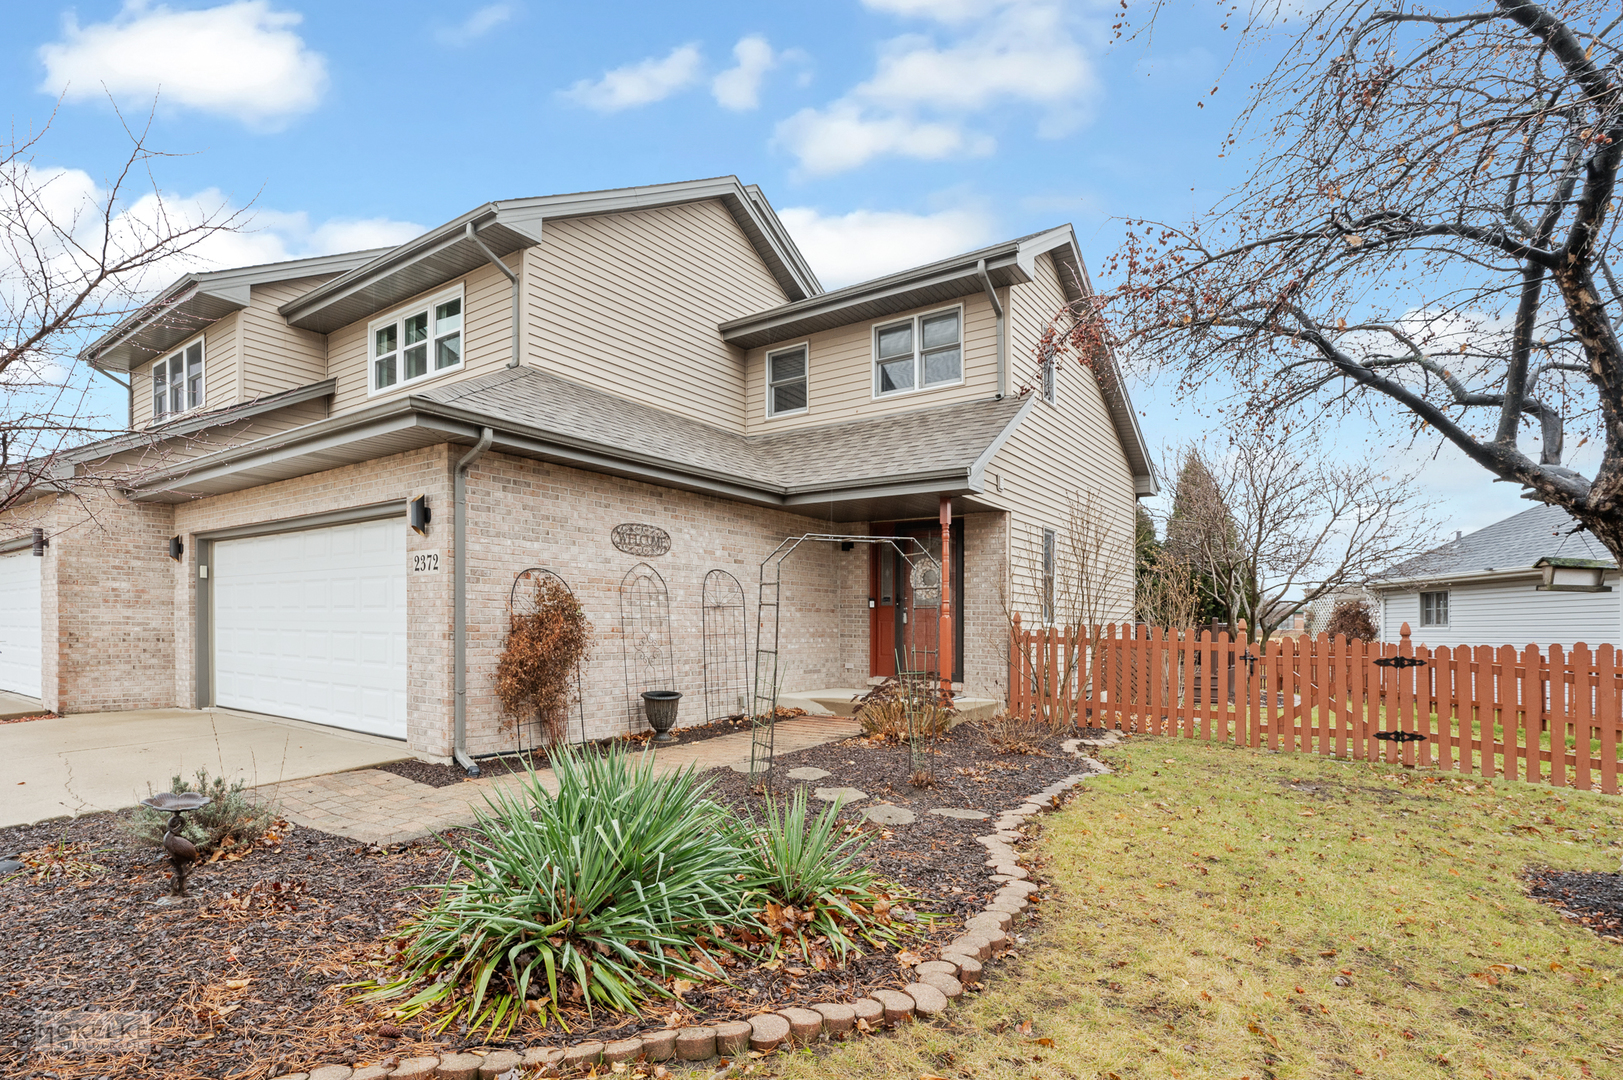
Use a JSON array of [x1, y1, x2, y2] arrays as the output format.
[[0, 550, 42, 698], [213, 518, 406, 739]]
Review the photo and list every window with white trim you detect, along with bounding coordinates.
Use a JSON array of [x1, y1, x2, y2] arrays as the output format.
[[1041, 349, 1058, 405], [766, 345, 808, 416], [873, 307, 962, 396], [151, 338, 204, 420], [1042, 527, 1056, 624], [1420, 590, 1448, 626], [370, 288, 463, 392]]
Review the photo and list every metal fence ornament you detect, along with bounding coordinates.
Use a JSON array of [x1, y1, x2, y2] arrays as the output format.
[[1374, 730, 1428, 743], [1372, 655, 1427, 669]]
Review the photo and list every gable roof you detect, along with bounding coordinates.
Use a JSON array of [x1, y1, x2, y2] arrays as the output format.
[[1374, 503, 1615, 586], [278, 177, 821, 334], [84, 249, 388, 372], [125, 366, 1030, 520], [723, 225, 1155, 497]]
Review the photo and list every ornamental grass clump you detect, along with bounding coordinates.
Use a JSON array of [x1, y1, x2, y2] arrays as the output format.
[[736, 787, 904, 963], [363, 746, 748, 1034], [123, 768, 278, 857]]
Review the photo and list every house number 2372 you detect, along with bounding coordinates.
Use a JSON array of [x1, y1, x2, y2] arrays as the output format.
[[411, 553, 441, 573]]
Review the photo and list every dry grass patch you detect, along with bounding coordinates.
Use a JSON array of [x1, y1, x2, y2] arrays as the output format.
[[773, 737, 1623, 1080]]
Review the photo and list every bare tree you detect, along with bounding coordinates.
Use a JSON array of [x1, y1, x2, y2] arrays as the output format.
[[1158, 429, 1437, 638], [1062, 2, 1623, 559], [1, 106, 245, 525]]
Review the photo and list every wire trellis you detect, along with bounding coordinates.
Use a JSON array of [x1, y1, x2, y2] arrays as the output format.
[[620, 561, 675, 735], [506, 567, 589, 750], [702, 569, 749, 723]]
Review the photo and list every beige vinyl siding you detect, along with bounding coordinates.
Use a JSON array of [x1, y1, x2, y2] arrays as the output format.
[[240, 277, 332, 401], [741, 291, 1000, 436], [986, 253, 1136, 626], [525, 199, 787, 432], [97, 400, 332, 475], [132, 314, 240, 430], [328, 257, 517, 417]]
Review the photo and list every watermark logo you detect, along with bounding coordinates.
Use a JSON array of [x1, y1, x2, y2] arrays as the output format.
[[34, 1010, 152, 1055]]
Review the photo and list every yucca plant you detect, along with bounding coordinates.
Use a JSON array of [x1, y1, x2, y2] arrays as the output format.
[[362, 746, 750, 1035], [735, 788, 905, 962]]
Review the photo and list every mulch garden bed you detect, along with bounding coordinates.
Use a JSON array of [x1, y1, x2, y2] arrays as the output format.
[[1525, 866, 1623, 942], [376, 711, 788, 788], [0, 717, 1092, 1079]]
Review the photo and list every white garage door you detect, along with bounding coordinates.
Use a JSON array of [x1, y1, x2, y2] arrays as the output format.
[[213, 517, 407, 739], [0, 549, 42, 698]]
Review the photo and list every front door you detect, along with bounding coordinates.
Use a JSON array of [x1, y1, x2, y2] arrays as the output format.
[[869, 524, 953, 680]]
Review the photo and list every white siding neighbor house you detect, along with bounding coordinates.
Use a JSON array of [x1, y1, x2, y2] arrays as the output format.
[[1370, 503, 1621, 651]]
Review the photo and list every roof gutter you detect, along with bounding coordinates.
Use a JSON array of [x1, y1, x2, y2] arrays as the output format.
[[453, 425, 494, 776], [976, 258, 1006, 398], [466, 219, 524, 369]]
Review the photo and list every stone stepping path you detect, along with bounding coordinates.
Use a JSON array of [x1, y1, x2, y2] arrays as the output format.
[[860, 804, 916, 825], [786, 766, 831, 781], [812, 786, 868, 804], [928, 807, 987, 820]]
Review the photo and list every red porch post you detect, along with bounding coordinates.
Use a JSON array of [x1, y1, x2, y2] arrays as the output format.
[[939, 496, 952, 693]]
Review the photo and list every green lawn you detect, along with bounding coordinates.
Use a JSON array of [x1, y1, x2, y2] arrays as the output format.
[[773, 736, 1623, 1080]]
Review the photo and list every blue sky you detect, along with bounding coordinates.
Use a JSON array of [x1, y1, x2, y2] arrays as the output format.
[[3, 0, 1544, 540]]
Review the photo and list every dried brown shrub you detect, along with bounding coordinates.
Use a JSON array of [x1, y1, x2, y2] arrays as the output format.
[[979, 709, 1047, 755], [495, 576, 593, 744], [1324, 600, 1378, 643], [857, 697, 951, 742]]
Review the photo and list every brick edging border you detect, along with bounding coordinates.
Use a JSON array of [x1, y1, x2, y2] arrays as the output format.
[[272, 735, 1120, 1080]]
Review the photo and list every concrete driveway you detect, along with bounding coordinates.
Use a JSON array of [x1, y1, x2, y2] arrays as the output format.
[[0, 708, 410, 829]]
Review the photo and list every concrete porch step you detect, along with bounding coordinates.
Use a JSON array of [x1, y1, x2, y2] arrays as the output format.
[[781, 688, 1001, 725]]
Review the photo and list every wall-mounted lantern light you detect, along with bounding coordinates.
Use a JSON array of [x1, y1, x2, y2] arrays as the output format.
[[169, 536, 184, 561], [409, 495, 432, 536], [31, 527, 45, 556]]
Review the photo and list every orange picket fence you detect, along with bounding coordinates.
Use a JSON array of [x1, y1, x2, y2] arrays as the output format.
[[1007, 614, 1622, 794]]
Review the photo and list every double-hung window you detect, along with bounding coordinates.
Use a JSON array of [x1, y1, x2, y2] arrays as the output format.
[[766, 344, 808, 417], [371, 288, 463, 392], [1419, 590, 1448, 627], [873, 307, 962, 397], [1042, 527, 1057, 624], [151, 339, 203, 420]]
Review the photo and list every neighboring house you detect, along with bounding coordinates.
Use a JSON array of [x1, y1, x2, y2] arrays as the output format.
[[1370, 503, 1620, 650], [0, 177, 1154, 765]]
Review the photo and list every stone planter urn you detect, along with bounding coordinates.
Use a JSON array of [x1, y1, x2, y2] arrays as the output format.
[[640, 690, 682, 743]]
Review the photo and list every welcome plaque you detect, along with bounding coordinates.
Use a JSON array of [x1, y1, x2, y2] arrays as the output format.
[[611, 523, 671, 557]]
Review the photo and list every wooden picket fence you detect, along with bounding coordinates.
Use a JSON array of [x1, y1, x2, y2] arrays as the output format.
[[1007, 614, 1622, 795]]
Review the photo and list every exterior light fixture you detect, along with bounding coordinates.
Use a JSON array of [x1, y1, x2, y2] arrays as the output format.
[[31, 527, 45, 556], [409, 495, 432, 535], [841, 541, 855, 551], [169, 536, 184, 561]]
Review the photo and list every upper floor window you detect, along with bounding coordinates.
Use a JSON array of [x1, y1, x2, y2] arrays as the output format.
[[767, 344, 808, 417], [371, 288, 463, 392], [874, 307, 962, 397], [1420, 590, 1448, 626], [152, 339, 203, 420], [1041, 347, 1058, 405]]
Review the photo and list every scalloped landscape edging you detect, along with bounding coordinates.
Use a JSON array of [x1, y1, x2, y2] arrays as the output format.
[[271, 734, 1120, 1080]]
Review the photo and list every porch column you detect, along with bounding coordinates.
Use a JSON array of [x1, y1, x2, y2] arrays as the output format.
[[939, 496, 952, 692]]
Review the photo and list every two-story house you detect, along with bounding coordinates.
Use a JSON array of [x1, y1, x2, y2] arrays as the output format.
[[0, 177, 1155, 767]]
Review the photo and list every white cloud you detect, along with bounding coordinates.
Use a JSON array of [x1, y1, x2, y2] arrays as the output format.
[[777, 0, 1096, 174], [38, 1, 328, 129], [435, 3, 516, 47], [777, 205, 996, 288], [561, 44, 704, 112], [776, 104, 990, 176], [712, 35, 775, 111]]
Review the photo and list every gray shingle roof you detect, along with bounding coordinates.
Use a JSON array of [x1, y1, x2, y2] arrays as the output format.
[[416, 366, 1027, 495], [1376, 502, 1614, 583]]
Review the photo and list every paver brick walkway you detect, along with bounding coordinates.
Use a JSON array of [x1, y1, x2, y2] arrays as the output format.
[[257, 716, 860, 845]]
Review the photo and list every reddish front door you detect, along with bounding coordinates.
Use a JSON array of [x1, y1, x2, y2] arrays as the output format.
[[870, 528, 899, 677], [869, 525, 944, 679]]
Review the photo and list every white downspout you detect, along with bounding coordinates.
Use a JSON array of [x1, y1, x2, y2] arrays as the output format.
[[466, 221, 523, 369], [453, 426, 494, 776], [977, 259, 1005, 398]]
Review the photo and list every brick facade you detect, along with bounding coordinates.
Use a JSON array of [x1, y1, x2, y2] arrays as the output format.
[[5, 447, 1012, 757]]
